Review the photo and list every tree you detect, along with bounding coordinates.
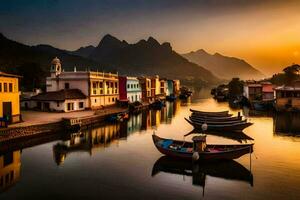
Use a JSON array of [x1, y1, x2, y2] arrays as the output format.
[[228, 78, 243, 98]]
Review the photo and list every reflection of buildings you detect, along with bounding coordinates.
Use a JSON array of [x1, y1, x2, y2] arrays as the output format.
[[53, 101, 181, 165], [274, 112, 300, 135], [0, 151, 21, 192], [53, 123, 121, 165]]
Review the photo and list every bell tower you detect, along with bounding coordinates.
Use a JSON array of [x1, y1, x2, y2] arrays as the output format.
[[50, 57, 62, 77]]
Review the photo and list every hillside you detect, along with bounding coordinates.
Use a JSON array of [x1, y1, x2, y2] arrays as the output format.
[[81, 34, 220, 85], [182, 49, 264, 80]]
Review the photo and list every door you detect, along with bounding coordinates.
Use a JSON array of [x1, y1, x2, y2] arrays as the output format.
[[3, 102, 12, 123]]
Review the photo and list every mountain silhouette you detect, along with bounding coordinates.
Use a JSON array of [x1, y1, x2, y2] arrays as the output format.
[[78, 35, 219, 84], [182, 49, 264, 80]]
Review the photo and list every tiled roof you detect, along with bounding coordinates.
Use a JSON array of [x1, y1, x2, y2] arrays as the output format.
[[31, 89, 86, 101], [0, 71, 22, 78]]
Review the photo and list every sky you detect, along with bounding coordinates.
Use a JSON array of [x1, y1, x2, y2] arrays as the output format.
[[1, 0, 300, 75]]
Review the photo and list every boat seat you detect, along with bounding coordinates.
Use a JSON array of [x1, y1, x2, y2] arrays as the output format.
[[161, 140, 173, 148]]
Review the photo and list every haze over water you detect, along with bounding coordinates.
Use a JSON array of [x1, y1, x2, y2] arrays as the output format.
[[0, 89, 300, 199]]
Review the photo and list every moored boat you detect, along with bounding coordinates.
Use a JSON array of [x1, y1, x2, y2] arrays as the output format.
[[190, 114, 242, 121], [190, 109, 231, 117], [152, 134, 253, 161], [189, 116, 246, 125], [185, 118, 253, 132]]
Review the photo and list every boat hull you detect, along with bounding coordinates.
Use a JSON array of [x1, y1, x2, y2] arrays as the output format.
[[152, 135, 253, 161], [185, 118, 253, 132]]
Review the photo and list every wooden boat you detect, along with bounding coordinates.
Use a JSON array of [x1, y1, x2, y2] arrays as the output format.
[[152, 135, 253, 161], [152, 156, 253, 186], [190, 114, 242, 121], [185, 118, 253, 132], [189, 117, 246, 125], [190, 109, 230, 117]]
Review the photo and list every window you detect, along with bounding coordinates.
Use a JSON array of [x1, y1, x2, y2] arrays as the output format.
[[95, 99, 97, 103], [79, 102, 84, 108], [67, 103, 74, 111], [112, 97, 115, 102], [127, 84, 130, 88], [115, 82, 117, 88], [0, 83, 2, 92], [8, 83, 13, 92], [57, 101, 59, 107], [4, 83, 7, 92], [65, 83, 70, 89], [100, 82, 103, 88]]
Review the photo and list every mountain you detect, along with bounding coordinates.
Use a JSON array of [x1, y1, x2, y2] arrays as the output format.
[[0, 33, 99, 73], [182, 49, 264, 80], [0, 33, 220, 90], [85, 34, 219, 84], [71, 45, 95, 58]]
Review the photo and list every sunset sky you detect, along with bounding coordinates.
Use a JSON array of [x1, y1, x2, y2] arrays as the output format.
[[1, 0, 300, 75]]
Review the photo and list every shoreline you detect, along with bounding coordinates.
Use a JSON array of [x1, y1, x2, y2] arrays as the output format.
[[0, 106, 129, 144]]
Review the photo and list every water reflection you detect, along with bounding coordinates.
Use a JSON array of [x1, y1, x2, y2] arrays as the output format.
[[53, 101, 181, 165], [274, 112, 300, 136], [0, 151, 21, 192], [152, 156, 253, 196]]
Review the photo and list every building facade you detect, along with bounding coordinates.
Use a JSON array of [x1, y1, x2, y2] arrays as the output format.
[[243, 82, 263, 101], [29, 89, 87, 112], [138, 77, 151, 102], [46, 57, 119, 109], [0, 72, 21, 124], [150, 75, 160, 99], [119, 76, 142, 103]]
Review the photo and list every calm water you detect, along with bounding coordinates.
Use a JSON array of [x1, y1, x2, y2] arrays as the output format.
[[1, 91, 300, 199]]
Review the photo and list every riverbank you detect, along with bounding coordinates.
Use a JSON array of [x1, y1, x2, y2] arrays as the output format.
[[0, 106, 128, 143]]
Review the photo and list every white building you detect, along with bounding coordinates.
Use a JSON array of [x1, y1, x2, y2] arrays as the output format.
[[126, 77, 142, 102], [46, 57, 119, 109], [29, 89, 87, 112]]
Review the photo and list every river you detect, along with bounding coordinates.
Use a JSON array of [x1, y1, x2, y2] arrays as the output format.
[[1, 90, 300, 199]]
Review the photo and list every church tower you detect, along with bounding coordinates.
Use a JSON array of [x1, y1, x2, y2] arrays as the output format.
[[50, 57, 62, 77]]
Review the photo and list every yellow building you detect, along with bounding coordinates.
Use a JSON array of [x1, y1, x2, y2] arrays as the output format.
[[0, 151, 21, 192], [0, 72, 21, 124]]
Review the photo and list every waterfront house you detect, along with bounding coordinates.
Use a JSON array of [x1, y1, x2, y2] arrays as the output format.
[[0, 72, 22, 124], [243, 81, 263, 101], [159, 78, 166, 96], [46, 57, 119, 109], [166, 80, 174, 97], [261, 82, 275, 100], [30, 89, 87, 112], [275, 80, 300, 111], [119, 76, 142, 103], [138, 77, 151, 102], [150, 75, 160, 99], [173, 80, 180, 95]]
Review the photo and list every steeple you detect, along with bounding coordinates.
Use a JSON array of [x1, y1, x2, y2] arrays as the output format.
[[50, 57, 62, 77]]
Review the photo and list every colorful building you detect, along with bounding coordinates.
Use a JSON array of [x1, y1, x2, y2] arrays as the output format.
[[243, 81, 263, 101], [0, 72, 21, 124], [150, 75, 160, 99], [261, 82, 275, 100], [138, 77, 151, 102], [119, 76, 142, 103], [45, 57, 119, 110], [274, 80, 300, 111], [159, 78, 166, 96]]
